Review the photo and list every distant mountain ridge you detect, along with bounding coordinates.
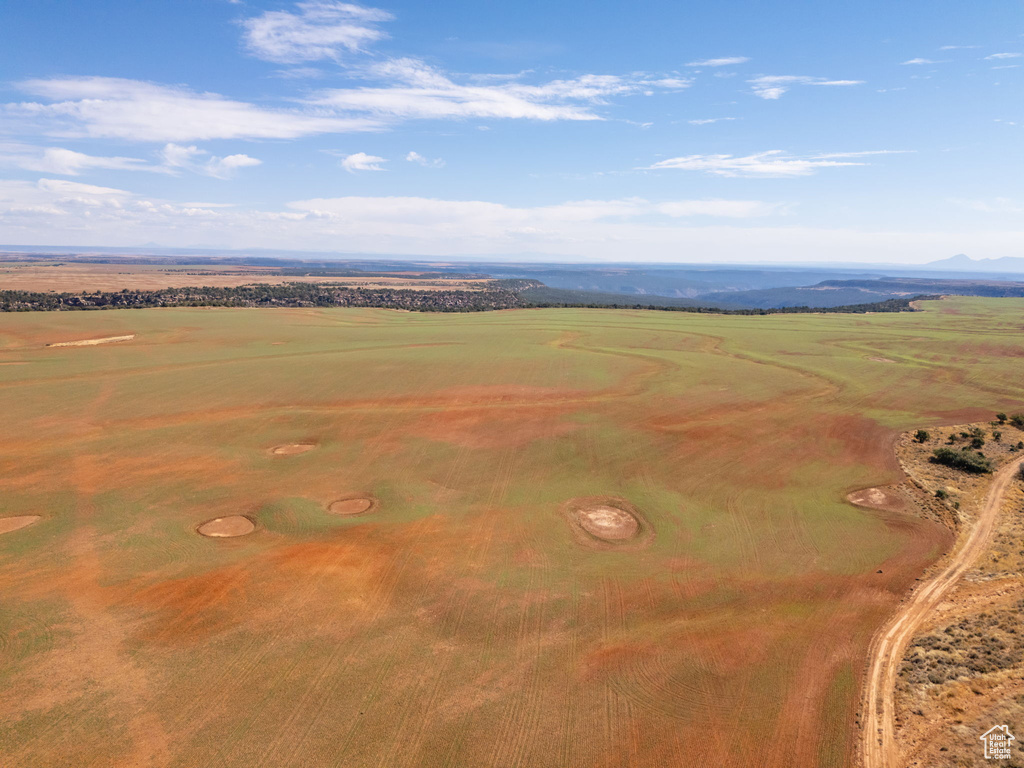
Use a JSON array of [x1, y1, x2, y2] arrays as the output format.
[[924, 254, 1024, 274]]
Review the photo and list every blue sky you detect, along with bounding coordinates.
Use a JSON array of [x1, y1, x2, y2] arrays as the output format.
[[1, 0, 1021, 263]]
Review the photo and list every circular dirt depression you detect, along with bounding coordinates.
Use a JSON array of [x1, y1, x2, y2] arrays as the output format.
[[197, 515, 256, 538], [846, 486, 911, 514], [327, 496, 378, 516], [270, 443, 317, 456], [562, 497, 652, 549], [577, 505, 639, 540], [0, 515, 41, 535]]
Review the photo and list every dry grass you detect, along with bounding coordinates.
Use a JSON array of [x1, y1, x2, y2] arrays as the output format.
[[894, 420, 1024, 767], [0, 261, 493, 292]]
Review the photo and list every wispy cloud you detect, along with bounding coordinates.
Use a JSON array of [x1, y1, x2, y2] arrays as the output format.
[[241, 1, 394, 63], [655, 199, 781, 217], [687, 56, 750, 67], [939, 45, 980, 50], [159, 143, 262, 178], [8, 178, 1020, 263], [338, 151, 387, 172], [0, 143, 162, 175], [306, 58, 679, 121], [748, 75, 863, 100], [688, 117, 735, 125], [985, 52, 1022, 60], [950, 197, 1024, 214], [7, 77, 380, 141], [405, 151, 444, 168], [644, 150, 903, 178]]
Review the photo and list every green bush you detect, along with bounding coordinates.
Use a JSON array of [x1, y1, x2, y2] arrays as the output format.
[[930, 447, 993, 474], [1011, 414, 1024, 429], [914, 429, 930, 443]]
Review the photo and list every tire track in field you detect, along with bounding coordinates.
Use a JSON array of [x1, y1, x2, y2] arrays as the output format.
[[12, 379, 174, 768], [382, 511, 503, 767], [487, 519, 548, 768], [368, 445, 519, 767], [245, 525, 427, 768]]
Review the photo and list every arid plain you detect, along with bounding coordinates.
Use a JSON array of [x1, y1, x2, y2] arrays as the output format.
[[1, 297, 1023, 767]]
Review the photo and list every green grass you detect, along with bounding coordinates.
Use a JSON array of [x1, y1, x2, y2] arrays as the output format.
[[1, 296, 1023, 767]]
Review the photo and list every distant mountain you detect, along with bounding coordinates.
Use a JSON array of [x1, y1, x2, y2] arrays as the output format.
[[924, 254, 1024, 274]]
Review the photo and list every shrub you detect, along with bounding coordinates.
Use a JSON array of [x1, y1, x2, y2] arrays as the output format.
[[914, 429, 930, 443], [930, 447, 993, 474], [993, 431, 1002, 442], [971, 436, 985, 449], [1011, 414, 1024, 429], [935, 489, 948, 499], [997, 413, 1008, 423]]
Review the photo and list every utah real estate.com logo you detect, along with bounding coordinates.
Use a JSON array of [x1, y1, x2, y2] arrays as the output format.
[[980, 725, 1015, 760]]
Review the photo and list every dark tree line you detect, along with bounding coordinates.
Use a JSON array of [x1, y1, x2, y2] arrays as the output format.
[[0, 282, 931, 315]]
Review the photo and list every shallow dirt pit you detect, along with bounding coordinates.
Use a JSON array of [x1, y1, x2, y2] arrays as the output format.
[[327, 497, 378, 516], [47, 335, 135, 348], [867, 356, 897, 363], [270, 443, 317, 456], [563, 497, 652, 549], [847, 486, 911, 514], [576, 505, 640, 540], [197, 516, 255, 538], [0, 515, 41, 535]]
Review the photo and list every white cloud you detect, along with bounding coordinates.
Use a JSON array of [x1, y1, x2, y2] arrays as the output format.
[[306, 58, 682, 121], [645, 150, 902, 178], [748, 75, 863, 99], [939, 45, 980, 50], [6, 64, 687, 141], [159, 143, 262, 178], [985, 52, 1022, 60], [36, 178, 131, 197], [688, 117, 735, 125], [0, 143, 161, 175], [339, 151, 387, 172], [687, 57, 750, 67], [951, 197, 1024, 214], [655, 200, 781, 217], [7, 77, 380, 142], [405, 151, 444, 168], [3, 179, 1021, 264], [901, 58, 940, 65], [241, 1, 394, 63]]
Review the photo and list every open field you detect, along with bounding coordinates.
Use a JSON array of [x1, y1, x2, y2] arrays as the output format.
[[1, 296, 1023, 767], [0, 261, 494, 292]]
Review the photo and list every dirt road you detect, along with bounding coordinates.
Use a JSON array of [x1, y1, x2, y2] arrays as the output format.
[[861, 455, 1024, 768]]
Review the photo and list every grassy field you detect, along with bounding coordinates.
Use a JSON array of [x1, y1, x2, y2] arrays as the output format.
[[1, 297, 1022, 767]]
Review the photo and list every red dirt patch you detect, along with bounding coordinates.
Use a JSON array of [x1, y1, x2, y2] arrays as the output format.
[[196, 515, 255, 538], [327, 496, 378, 516], [269, 442, 317, 456], [0, 515, 40, 535]]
